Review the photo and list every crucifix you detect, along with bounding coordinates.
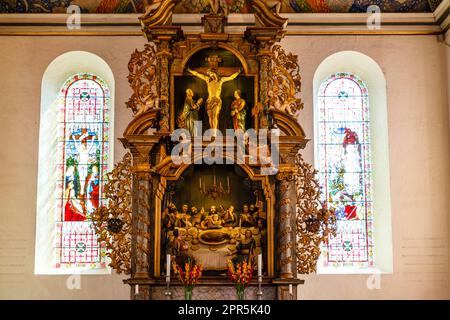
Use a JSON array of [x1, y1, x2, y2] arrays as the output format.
[[186, 55, 241, 133]]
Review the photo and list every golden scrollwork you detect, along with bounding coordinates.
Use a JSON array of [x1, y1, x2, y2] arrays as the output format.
[[250, 0, 287, 28], [92, 153, 133, 274], [268, 44, 304, 117], [294, 153, 337, 274], [139, 0, 180, 28], [126, 44, 159, 117]]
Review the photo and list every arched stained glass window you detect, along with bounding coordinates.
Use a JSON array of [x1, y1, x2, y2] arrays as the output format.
[[317, 72, 374, 268], [55, 73, 110, 270]]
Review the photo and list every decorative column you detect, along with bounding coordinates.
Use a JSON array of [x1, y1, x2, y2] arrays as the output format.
[[156, 39, 171, 132], [276, 165, 297, 279], [119, 138, 155, 300], [131, 159, 152, 279], [257, 42, 271, 123], [143, 27, 183, 132], [245, 27, 284, 129]]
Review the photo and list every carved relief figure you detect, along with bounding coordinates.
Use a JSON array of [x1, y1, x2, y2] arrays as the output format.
[[239, 204, 254, 227], [230, 90, 246, 131], [187, 67, 241, 133], [229, 229, 256, 264], [222, 205, 236, 227], [177, 88, 203, 136], [171, 229, 192, 265], [200, 205, 224, 229]]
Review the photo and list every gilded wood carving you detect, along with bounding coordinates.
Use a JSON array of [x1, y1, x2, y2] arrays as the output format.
[[294, 154, 337, 274], [92, 153, 133, 274]]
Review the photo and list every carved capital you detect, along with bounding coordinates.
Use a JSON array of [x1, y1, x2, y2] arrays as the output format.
[[276, 165, 297, 182]]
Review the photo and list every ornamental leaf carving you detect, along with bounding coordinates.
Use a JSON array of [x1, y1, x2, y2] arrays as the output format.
[[126, 44, 159, 117], [268, 45, 304, 116], [295, 153, 337, 274], [92, 153, 133, 274]]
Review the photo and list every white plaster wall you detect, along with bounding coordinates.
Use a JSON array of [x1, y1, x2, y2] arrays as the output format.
[[0, 34, 448, 299]]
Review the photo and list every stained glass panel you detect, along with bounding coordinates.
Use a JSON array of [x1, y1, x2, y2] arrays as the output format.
[[54, 74, 109, 270], [317, 73, 374, 268]]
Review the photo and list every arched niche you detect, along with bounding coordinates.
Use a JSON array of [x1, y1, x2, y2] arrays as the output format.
[[152, 153, 275, 277], [171, 45, 257, 132]]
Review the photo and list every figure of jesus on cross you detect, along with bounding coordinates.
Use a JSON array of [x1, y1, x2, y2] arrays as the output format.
[[187, 67, 241, 134]]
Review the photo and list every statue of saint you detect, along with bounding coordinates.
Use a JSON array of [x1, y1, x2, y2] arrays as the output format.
[[230, 90, 246, 131], [170, 229, 193, 266], [190, 206, 204, 228], [176, 204, 192, 228], [229, 229, 256, 264], [201, 213, 223, 229], [177, 88, 203, 136], [187, 67, 241, 134], [239, 204, 255, 228], [200, 205, 223, 229], [222, 205, 236, 227]]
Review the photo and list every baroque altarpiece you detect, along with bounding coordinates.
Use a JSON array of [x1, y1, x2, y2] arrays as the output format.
[[92, 0, 336, 300]]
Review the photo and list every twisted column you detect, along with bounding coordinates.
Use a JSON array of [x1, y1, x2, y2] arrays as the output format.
[[130, 162, 152, 281], [276, 168, 296, 278]]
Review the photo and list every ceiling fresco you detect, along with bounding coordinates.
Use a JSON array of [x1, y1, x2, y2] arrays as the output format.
[[0, 0, 442, 13]]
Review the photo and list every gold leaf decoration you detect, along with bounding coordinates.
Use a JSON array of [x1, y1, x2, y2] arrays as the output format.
[[126, 44, 159, 116], [92, 153, 133, 274], [269, 44, 304, 116], [295, 153, 337, 274]]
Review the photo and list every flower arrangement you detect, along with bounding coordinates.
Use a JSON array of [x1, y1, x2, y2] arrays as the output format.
[[173, 261, 203, 300], [227, 259, 254, 300]]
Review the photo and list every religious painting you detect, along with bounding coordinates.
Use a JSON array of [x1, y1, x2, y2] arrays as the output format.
[[55, 73, 110, 269], [0, 0, 436, 13], [317, 72, 374, 268]]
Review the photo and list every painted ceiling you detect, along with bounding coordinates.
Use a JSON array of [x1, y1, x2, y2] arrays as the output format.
[[0, 0, 442, 14]]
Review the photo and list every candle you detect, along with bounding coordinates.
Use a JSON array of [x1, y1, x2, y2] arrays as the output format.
[[289, 284, 293, 295], [199, 177, 202, 188], [166, 254, 171, 277], [258, 254, 262, 277], [135, 284, 139, 294], [227, 176, 230, 190], [214, 175, 216, 186]]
